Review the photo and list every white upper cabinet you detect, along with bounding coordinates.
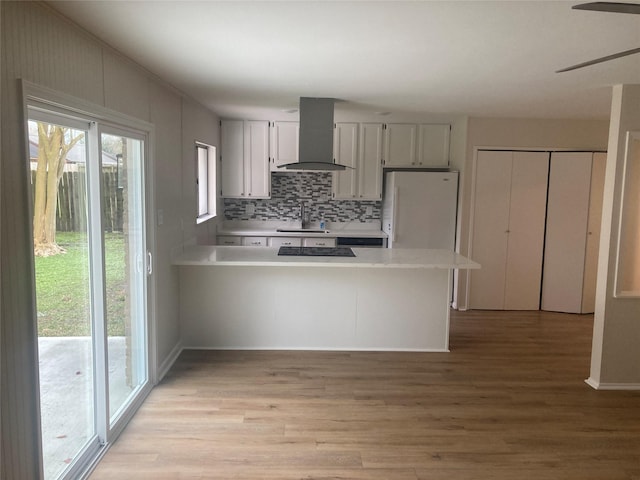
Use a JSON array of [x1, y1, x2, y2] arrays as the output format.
[[245, 120, 270, 198], [383, 123, 450, 168], [220, 120, 245, 197], [417, 124, 450, 167], [358, 123, 383, 200], [383, 124, 417, 167], [332, 123, 383, 200], [220, 120, 270, 198], [270, 121, 299, 171], [332, 123, 358, 199]]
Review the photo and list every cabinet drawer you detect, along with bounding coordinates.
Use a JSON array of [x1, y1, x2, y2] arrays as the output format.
[[268, 237, 302, 248], [242, 236, 268, 247], [217, 236, 241, 246], [303, 237, 336, 248]]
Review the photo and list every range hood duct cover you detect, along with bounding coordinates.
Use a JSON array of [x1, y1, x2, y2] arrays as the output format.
[[279, 97, 348, 171]]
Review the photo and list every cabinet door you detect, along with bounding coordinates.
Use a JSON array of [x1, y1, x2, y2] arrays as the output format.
[[542, 152, 593, 313], [581, 152, 606, 313], [245, 121, 270, 198], [271, 121, 299, 171], [217, 236, 242, 246], [358, 123, 383, 200], [268, 237, 302, 247], [384, 124, 417, 167], [417, 124, 450, 167], [503, 152, 549, 310], [469, 151, 513, 310], [303, 237, 336, 248], [332, 123, 358, 199], [241, 237, 268, 247], [220, 120, 245, 197]]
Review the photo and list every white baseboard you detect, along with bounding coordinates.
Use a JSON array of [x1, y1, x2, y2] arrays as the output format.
[[585, 377, 640, 390], [156, 341, 183, 383]]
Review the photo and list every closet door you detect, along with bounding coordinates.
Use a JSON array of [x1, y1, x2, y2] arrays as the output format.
[[470, 150, 549, 310], [470, 151, 513, 309], [542, 152, 593, 313], [581, 153, 607, 312], [504, 152, 549, 310]]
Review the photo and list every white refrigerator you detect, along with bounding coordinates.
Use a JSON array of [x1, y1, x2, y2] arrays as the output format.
[[382, 171, 458, 249]]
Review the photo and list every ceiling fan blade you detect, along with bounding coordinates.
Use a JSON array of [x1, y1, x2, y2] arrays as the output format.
[[572, 2, 640, 14], [556, 47, 640, 72]]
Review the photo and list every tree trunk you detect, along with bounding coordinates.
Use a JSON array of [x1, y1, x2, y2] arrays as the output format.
[[33, 123, 82, 257]]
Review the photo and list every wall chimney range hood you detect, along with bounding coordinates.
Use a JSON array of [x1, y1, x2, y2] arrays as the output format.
[[278, 97, 350, 171]]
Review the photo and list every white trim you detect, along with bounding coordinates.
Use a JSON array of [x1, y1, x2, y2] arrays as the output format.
[[585, 378, 640, 390], [156, 342, 184, 383], [196, 213, 215, 225], [22, 80, 153, 134], [182, 346, 451, 353]]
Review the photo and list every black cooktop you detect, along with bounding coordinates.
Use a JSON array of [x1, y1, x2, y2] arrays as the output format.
[[278, 246, 356, 257]]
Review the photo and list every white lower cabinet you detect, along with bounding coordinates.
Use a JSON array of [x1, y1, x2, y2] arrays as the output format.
[[241, 237, 268, 247], [541, 152, 606, 314], [303, 237, 336, 248], [469, 150, 549, 310], [268, 237, 302, 247], [217, 236, 242, 246]]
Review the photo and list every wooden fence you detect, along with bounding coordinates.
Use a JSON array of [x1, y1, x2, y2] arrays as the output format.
[[31, 169, 124, 232]]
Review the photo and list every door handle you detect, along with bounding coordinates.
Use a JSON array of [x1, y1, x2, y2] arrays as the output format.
[[147, 251, 153, 275]]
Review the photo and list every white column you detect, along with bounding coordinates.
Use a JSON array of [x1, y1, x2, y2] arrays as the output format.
[[588, 84, 640, 390]]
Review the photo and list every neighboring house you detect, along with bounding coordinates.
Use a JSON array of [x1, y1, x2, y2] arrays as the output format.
[[28, 137, 118, 171]]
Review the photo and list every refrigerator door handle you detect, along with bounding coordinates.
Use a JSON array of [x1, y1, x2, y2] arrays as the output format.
[[392, 187, 399, 243]]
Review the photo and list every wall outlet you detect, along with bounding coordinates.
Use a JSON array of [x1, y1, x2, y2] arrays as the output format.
[[366, 205, 373, 216], [246, 204, 255, 215]]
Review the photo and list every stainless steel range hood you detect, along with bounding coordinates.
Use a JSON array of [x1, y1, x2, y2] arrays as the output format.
[[278, 97, 349, 171]]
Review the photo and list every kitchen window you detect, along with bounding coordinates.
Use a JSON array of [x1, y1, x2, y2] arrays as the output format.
[[196, 142, 217, 223]]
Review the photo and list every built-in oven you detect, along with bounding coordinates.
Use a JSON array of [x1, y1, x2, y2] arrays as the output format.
[[336, 236, 387, 248]]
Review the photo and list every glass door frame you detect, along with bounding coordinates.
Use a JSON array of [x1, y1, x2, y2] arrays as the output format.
[[22, 81, 157, 479]]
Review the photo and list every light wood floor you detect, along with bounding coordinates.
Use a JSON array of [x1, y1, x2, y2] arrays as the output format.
[[90, 310, 640, 479]]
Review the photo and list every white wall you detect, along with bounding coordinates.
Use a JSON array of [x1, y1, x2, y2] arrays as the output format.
[[456, 117, 610, 309], [0, 2, 219, 475], [589, 85, 640, 389]]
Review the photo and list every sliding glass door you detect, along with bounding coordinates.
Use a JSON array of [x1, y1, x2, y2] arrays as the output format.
[[101, 129, 148, 424], [28, 106, 151, 480]]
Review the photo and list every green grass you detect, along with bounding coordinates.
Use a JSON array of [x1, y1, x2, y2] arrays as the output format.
[[35, 231, 127, 337]]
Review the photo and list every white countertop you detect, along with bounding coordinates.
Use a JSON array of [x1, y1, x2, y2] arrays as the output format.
[[173, 245, 480, 269]]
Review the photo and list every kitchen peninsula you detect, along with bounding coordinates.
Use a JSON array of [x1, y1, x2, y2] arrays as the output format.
[[174, 246, 479, 351]]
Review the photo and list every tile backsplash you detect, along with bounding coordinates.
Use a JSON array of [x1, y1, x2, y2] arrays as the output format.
[[224, 172, 381, 222]]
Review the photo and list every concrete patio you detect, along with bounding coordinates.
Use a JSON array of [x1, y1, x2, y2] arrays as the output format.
[[38, 336, 132, 480]]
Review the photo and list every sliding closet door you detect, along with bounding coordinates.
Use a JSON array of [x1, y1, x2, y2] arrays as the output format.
[[470, 150, 549, 310], [504, 152, 549, 310], [542, 152, 606, 313], [469, 151, 512, 309], [582, 153, 607, 312]]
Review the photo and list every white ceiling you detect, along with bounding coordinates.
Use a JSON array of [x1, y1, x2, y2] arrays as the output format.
[[48, 1, 640, 120]]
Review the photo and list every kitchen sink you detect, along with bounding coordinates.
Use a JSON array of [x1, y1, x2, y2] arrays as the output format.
[[276, 228, 330, 234]]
